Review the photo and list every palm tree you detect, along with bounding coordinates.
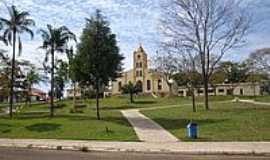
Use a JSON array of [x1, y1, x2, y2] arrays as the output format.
[[0, 5, 35, 118], [25, 68, 43, 106], [39, 25, 76, 117]]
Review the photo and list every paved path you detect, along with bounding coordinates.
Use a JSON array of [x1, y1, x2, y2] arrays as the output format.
[[1, 148, 269, 160], [236, 99, 270, 106], [121, 109, 179, 143]]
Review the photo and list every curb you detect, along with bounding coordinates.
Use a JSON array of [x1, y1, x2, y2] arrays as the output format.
[[1, 142, 270, 156]]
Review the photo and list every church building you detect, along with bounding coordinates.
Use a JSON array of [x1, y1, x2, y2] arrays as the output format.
[[111, 45, 171, 96]]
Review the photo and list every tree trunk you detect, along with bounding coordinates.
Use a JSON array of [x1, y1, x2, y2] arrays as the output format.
[[168, 83, 173, 96], [28, 86, 32, 107], [203, 77, 210, 110], [72, 81, 76, 111], [96, 80, 101, 120], [191, 87, 196, 112], [50, 48, 55, 117], [130, 92, 134, 103], [9, 30, 17, 118]]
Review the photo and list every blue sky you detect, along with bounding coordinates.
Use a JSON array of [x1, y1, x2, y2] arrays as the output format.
[[0, 0, 270, 91]]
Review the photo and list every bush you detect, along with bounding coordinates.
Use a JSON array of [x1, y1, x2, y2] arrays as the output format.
[[80, 146, 88, 152], [56, 146, 62, 150]]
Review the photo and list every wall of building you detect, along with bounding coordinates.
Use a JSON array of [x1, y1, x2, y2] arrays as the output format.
[[177, 83, 262, 97]]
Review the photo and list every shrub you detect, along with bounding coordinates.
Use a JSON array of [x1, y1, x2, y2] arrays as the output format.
[[80, 146, 88, 152]]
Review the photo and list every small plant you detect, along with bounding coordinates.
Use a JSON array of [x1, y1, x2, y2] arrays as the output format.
[[56, 146, 62, 150], [105, 126, 113, 134], [27, 144, 33, 149], [80, 146, 88, 152]]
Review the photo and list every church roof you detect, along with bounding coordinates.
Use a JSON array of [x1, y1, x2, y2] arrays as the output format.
[[137, 44, 145, 53]]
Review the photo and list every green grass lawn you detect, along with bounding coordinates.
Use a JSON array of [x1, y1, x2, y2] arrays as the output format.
[[142, 102, 270, 141], [85, 95, 234, 110], [0, 100, 137, 141], [254, 96, 270, 102], [0, 95, 237, 141]]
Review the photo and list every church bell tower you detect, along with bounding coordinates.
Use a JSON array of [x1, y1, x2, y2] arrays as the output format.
[[133, 44, 148, 92]]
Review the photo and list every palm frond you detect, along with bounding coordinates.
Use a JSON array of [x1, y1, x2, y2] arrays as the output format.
[[5, 30, 12, 45], [20, 26, 34, 39], [16, 11, 30, 21], [38, 29, 50, 41], [21, 19, 35, 27], [0, 18, 12, 26], [0, 36, 8, 45]]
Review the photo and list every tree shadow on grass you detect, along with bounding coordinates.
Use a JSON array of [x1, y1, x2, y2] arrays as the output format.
[[14, 112, 50, 120], [0, 123, 12, 133], [133, 100, 156, 105], [100, 105, 141, 110], [67, 115, 133, 127], [25, 123, 61, 132]]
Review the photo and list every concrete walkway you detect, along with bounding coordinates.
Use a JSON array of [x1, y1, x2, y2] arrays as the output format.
[[0, 139, 269, 155], [236, 99, 270, 106], [121, 109, 179, 143]]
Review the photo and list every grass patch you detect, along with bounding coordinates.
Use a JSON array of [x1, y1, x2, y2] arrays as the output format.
[[142, 102, 270, 141], [254, 96, 270, 102], [0, 95, 235, 141], [85, 95, 234, 110], [0, 100, 137, 141]]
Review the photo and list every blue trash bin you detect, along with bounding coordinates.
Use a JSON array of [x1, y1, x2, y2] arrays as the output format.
[[186, 122, 197, 139]]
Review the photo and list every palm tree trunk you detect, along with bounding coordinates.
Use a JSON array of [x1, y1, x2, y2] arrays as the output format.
[[96, 80, 100, 120], [9, 29, 16, 118], [50, 48, 55, 117]]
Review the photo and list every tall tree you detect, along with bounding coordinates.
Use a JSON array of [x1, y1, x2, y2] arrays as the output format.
[[249, 48, 270, 74], [174, 50, 202, 112], [122, 82, 137, 103], [154, 51, 177, 96], [24, 67, 44, 106], [65, 47, 78, 109], [161, 0, 252, 110], [39, 25, 76, 117], [76, 10, 124, 120], [0, 53, 31, 103], [0, 5, 35, 118], [54, 60, 68, 100]]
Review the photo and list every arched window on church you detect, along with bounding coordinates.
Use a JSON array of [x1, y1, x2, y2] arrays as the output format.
[[136, 71, 139, 77], [147, 80, 151, 91], [158, 80, 162, 90]]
